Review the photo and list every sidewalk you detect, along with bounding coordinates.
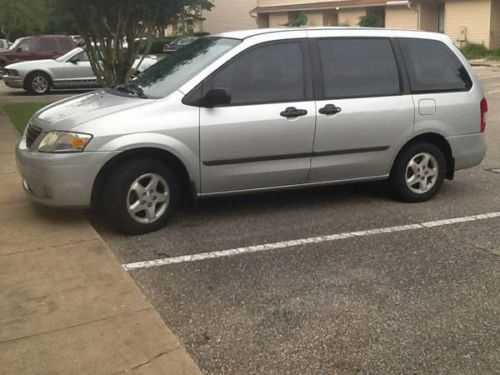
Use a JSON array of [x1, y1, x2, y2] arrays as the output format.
[[0, 109, 202, 374]]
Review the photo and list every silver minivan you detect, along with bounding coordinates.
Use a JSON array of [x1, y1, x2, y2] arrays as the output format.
[[16, 28, 487, 234]]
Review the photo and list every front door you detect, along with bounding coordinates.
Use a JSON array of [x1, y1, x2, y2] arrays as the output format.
[[53, 51, 97, 88], [199, 39, 316, 193], [309, 36, 415, 182]]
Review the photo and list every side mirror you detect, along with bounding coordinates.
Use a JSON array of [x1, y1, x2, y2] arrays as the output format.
[[203, 88, 231, 108], [16, 47, 22, 53], [69, 57, 79, 64]]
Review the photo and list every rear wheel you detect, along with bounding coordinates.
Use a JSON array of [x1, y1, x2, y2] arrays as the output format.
[[390, 142, 446, 202], [25, 71, 52, 95], [102, 158, 179, 235]]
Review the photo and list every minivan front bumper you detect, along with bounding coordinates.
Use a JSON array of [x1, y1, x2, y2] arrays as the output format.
[[16, 140, 117, 207]]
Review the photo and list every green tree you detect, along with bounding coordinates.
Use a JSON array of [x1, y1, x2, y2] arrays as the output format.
[[0, 0, 47, 42], [358, 14, 378, 27], [284, 12, 308, 27], [51, 0, 213, 86]]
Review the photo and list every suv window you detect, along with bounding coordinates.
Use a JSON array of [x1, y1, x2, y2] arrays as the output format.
[[317, 38, 401, 99], [399, 38, 472, 93], [17, 39, 36, 52], [60, 38, 74, 52], [39, 38, 57, 52], [208, 41, 308, 106]]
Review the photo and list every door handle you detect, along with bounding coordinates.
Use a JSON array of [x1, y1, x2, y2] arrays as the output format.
[[319, 104, 342, 116], [280, 107, 308, 118]]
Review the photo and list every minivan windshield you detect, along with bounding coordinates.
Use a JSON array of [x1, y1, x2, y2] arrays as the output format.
[[119, 37, 240, 99]]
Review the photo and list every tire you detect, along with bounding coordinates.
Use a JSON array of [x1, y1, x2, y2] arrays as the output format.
[[25, 71, 52, 95], [101, 158, 180, 235], [390, 142, 446, 203]]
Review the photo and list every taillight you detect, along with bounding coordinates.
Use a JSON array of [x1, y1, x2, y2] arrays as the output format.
[[480, 97, 488, 133]]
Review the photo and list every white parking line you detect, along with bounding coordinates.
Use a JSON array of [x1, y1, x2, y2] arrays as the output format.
[[122, 212, 500, 271]]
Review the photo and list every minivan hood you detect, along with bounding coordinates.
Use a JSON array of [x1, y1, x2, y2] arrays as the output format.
[[32, 90, 152, 131]]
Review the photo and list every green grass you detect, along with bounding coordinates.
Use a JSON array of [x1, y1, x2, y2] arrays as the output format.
[[460, 42, 500, 60], [1, 102, 48, 133]]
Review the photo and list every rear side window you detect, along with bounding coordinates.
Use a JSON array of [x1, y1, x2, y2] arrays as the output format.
[[208, 41, 308, 105], [39, 38, 57, 52], [399, 38, 472, 93], [59, 38, 74, 52], [317, 38, 401, 99]]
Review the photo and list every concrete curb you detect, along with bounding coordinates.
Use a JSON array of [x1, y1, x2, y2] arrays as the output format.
[[469, 58, 500, 68], [0, 109, 202, 374]]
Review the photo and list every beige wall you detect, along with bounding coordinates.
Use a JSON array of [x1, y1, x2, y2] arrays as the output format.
[[338, 8, 366, 26], [445, 0, 491, 47], [419, 1, 439, 32], [385, 5, 419, 29], [201, 0, 258, 33], [305, 11, 325, 26], [269, 12, 289, 27]]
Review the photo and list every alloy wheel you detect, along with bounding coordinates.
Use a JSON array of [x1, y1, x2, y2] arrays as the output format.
[[405, 152, 439, 194], [126, 173, 170, 224], [32, 75, 49, 94]]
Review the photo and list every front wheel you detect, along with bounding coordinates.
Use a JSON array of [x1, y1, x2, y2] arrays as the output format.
[[390, 143, 446, 202], [25, 72, 52, 95], [102, 158, 180, 235]]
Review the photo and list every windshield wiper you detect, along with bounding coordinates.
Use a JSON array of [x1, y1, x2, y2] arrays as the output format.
[[114, 83, 148, 99]]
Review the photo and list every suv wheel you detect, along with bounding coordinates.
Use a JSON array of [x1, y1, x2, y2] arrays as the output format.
[[102, 158, 179, 235], [25, 72, 52, 95], [390, 142, 446, 202]]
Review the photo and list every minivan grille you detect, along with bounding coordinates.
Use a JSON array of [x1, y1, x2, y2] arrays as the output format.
[[26, 124, 43, 148]]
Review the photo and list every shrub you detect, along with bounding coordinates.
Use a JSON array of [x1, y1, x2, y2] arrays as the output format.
[[358, 15, 378, 27], [460, 43, 490, 59]]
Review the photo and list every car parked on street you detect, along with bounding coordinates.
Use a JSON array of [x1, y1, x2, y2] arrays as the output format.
[[16, 28, 487, 234], [163, 36, 199, 53], [2, 47, 159, 95], [0, 35, 75, 74]]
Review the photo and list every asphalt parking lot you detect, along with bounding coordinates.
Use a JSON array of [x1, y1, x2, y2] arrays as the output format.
[[98, 66, 500, 374], [3, 67, 500, 373]]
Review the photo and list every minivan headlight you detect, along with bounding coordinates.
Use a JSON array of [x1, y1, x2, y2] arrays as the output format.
[[37, 131, 92, 153]]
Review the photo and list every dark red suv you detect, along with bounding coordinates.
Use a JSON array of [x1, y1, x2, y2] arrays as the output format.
[[0, 35, 75, 73]]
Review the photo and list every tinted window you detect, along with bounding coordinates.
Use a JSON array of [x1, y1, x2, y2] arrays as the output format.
[[39, 38, 57, 51], [399, 38, 472, 93], [16, 39, 35, 52], [60, 38, 74, 52], [208, 41, 307, 105], [318, 38, 400, 99], [75, 51, 89, 62]]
